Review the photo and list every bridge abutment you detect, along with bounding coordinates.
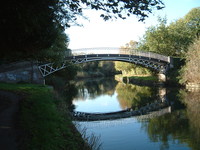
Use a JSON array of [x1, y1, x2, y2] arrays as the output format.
[[0, 61, 45, 84]]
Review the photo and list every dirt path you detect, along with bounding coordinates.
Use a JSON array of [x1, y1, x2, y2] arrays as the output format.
[[0, 90, 19, 150]]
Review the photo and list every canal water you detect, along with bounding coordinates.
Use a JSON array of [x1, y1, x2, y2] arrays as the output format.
[[72, 77, 200, 150]]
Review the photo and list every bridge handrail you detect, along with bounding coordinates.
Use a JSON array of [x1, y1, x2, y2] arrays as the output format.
[[69, 48, 170, 63]]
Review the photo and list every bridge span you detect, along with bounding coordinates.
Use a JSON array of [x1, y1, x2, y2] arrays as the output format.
[[38, 47, 173, 77]]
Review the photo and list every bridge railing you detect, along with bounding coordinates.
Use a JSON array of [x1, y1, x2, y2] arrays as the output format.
[[69, 47, 170, 63]]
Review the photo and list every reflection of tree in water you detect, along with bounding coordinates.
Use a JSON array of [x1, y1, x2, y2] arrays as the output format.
[[140, 90, 200, 150], [74, 78, 117, 101], [142, 110, 189, 150], [116, 83, 158, 109], [181, 90, 200, 150]]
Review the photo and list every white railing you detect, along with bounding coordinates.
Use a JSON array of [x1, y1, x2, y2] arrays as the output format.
[[70, 47, 170, 63]]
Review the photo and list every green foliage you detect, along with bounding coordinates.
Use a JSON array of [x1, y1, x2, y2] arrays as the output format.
[[138, 7, 200, 57], [179, 38, 200, 84], [184, 7, 200, 38], [37, 30, 70, 63], [128, 76, 158, 81], [115, 40, 153, 76], [165, 58, 185, 86], [77, 61, 118, 78], [139, 18, 174, 55], [168, 19, 193, 56], [0, 83, 88, 150], [115, 61, 153, 76], [51, 63, 78, 81], [98, 61, 117, 76]]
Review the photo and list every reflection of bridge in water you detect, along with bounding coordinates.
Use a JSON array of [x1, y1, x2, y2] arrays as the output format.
[[71, 97, 171, 121], [73, 106, 171, 128]]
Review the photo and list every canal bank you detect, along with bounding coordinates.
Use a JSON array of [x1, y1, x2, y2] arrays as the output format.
[[0, 83, 90, 150]]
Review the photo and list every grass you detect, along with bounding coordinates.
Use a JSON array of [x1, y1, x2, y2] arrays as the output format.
[[0, 83, 89, 150]]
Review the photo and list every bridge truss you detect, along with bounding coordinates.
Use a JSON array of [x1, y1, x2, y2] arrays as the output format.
[[38, 48, 172, 77]]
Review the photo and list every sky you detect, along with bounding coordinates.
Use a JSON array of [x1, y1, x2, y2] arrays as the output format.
[[65, 0, 200, 49]]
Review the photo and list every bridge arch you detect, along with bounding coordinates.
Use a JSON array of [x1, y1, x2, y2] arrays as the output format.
[[38, 47, 173, 78]]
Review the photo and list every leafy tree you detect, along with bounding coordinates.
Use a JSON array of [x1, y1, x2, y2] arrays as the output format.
[[138, 7, 200, 57], [179, 38, 200, 85], [138, 18, 175, 56], [184, 7, 200, 38], [37, 28, 70, 63], [167, 19, 193, 56]]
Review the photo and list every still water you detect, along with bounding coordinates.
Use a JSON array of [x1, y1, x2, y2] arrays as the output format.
[[72, 78, 200, 150]]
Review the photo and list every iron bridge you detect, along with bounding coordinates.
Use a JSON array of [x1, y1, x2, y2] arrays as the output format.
[[38, 47, 173, 77]]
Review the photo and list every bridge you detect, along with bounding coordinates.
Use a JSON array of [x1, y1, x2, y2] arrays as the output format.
[[0, 48, 173, 84], [38, 47, 173, 78]]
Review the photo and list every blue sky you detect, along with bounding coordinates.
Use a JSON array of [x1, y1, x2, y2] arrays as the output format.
[[65, 0, 200, 49]]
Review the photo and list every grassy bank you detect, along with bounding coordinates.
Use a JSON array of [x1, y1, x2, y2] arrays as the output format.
[[0, 83, 89, 150], [115, 74, 159, 86], [127, 76, 158, 81]]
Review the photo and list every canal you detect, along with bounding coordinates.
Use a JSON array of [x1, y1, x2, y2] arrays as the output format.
[[71, 77, 200, 150]]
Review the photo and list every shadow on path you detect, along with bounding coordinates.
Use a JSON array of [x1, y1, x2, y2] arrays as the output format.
[[0, 90, 19, 150]]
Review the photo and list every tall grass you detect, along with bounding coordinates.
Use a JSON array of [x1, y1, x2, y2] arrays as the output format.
[[74, 123, 102, 150]]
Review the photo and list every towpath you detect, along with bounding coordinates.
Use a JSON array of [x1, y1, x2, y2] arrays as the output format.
[[0, 90, 19, 150]]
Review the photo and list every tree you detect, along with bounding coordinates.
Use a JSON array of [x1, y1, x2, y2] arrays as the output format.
[[179, 38, 200, 85], [138, 7, 200, 57], [138, 18, 175, 56], [167, 7, 200, 56], [167, 19, 193, 56], [184, 7, 200, 38], [0, 0, 69, 62]]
